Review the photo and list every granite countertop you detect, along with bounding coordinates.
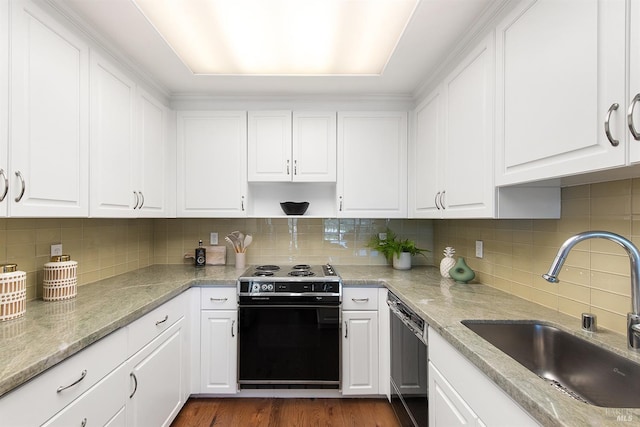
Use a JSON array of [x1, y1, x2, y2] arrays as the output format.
[[1, 264, 639, 426]]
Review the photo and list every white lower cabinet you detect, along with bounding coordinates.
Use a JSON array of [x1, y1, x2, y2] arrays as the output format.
[[126, 317, 187, 427], [428, 327, 539, 427], [199, 287, 238, 394], [342, 287, 387, 396], [200, 310, 237, 394]]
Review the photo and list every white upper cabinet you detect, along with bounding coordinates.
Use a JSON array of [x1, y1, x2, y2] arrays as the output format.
[[292, 111, 337, 182], [9, 0, 89, 217], [177, 111, 247, 217], [410, 35, 495, 218], [337, 111, 407, 218], [137, 88, 170, 217], [0, 1, 8, 217], [90, 51, 136, 217], [248, 110, 292, 182], [248, 110, 337, 182], [495, 0, 626, 185], [629, 0, 640, 162]]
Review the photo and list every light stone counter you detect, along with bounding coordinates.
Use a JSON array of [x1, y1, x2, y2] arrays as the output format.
[[1, 264, 639, 426], [338, 265, 640, 427]]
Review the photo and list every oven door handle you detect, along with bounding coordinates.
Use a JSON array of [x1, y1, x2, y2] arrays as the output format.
[[388, 300, 428, 345]]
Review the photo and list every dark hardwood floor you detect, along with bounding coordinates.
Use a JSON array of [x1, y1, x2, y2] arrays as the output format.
[[171, 397, 401, 427]]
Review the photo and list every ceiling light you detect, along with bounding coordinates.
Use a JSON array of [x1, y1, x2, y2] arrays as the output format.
[[133, 0, 419, 75]]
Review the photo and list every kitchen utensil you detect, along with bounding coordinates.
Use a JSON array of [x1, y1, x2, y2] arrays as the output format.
[[243, 234, 253, 250]]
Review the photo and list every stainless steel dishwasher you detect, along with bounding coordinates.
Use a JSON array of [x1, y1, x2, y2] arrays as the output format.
[[388, 291, 428, 427]]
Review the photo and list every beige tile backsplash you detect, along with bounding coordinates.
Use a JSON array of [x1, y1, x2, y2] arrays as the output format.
[[2, 177, 639, 335], [435, 178, 640, 335]]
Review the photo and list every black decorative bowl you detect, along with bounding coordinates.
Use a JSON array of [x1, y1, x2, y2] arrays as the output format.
[[280, 201, 310, 215]]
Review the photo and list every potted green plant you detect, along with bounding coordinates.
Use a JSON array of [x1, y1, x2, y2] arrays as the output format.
[[368, 228, 429, 270]]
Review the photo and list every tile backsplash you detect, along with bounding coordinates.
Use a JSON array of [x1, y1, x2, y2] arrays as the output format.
[[2, 177, 639, 335], [435, 178, 640, 335]]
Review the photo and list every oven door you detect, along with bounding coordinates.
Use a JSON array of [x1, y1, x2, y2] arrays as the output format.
[[390, 307, 428, 427], [238, 304, 340, 388]]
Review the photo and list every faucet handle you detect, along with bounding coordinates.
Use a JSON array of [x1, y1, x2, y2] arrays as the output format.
[[582, 313, 597, 332]]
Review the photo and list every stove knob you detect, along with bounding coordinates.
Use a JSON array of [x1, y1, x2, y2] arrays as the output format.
[[267, 284, 274, 291]]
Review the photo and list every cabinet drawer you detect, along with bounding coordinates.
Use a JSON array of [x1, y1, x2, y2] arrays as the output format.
[[42, 363, 127, 427], [201, 287, 237, 310], [342, 287, 379, 310], [0, 328, 126, 427], [127, 291, 188, 355]]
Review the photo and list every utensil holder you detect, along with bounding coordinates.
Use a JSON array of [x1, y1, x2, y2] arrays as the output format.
[[235, 253, 246, 269]]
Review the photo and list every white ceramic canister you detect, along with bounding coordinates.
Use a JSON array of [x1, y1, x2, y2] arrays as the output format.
[[0, 264, 27, 321]]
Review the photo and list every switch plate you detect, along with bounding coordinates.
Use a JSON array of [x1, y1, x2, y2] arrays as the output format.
[[50, 243, 63, 257], [475, 240, 483, 258], [210, 232, 218, 245]]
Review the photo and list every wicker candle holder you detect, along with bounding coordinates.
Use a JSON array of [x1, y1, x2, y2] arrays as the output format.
[[43, 256, 77, 301], [0, 264, 27, 321]]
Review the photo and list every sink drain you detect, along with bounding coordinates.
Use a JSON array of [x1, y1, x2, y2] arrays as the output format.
[[542, 377, 589, 404]]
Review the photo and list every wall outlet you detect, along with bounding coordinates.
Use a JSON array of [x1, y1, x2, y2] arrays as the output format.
[[378, 232, 387, 241], [50, 243, 63, 257], [475, 240, 483, 258], [210, 232, 218, 245]]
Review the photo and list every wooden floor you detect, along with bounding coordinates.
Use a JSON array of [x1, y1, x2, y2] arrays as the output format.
[[170, 397, 401, 427]]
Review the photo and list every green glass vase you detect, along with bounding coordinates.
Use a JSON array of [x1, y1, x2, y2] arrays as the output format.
[[449, 257, 475, 284]]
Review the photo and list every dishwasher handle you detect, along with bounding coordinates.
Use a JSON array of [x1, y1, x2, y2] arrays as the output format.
[[387, 299, 427, 345]]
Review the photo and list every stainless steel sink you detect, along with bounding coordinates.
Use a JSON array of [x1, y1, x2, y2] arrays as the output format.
[[461, 320, 640, 407]]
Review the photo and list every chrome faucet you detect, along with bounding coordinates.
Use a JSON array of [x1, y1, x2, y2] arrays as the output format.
[[542, 230, 640, 351]]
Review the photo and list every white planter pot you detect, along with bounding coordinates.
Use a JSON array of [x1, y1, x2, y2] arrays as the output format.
[[392, 252, 412, 270]]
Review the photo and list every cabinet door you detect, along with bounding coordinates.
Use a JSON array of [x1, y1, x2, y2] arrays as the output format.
[[200, 310, 238, 394], [137, 88, 168, 217], [0, 0, 8, 217], [248, 111, 292, 182], [630, 0, 640, 163], [127, 317, 186, 427], [292, 111, 337, 182], [10, 0, 89, 217], [90, 52, 136, 217], [442, 34, 494, 218], [342, 310, 378, 395], [495, 0, 626, 185], [410, 87, 443, 218], [429, 362, 478, 427], [177, 111, 247, 217], [337, 112, 407, 218]]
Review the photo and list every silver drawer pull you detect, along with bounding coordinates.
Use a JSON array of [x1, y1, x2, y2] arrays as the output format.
[[344, 321, 348, 338], [629, 93, 640, 140], [351, 298, 370, 302], [81, 418, 87, 427], [231, 319, 235, 337], [210, 297, 228, 302], [129, 372, 138, 398], [155, 315, 168, 326], [57, 370, 87, 393]]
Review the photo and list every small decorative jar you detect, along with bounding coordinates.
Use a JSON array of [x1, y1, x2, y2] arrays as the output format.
[[0, 264, 27, 321], [43, 255, 78, 301], [449, 257, 475, 284]]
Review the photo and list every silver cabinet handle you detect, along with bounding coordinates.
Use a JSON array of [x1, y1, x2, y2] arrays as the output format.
[[155, 314, 168, 326], [351, 298, 369, 302], [81, 418, 87, 427], [629, 93, 640, 140], [0, 169, 7, 202], [129, 372, 138, 399], [344, 321, 348, 338], [434, 192, 441, 210], [133, 191, 139, 209], [286, 159, 290, 175], [440, 190, 446, 210], [241, 196, 245, 211], [210, 297, 228, 302], [339, 196, 343, 211], [138, 191, 144, 209], [231, 319, 235, 337], [57, 370, 87, 393], [14, 171, 25, 203], [294, 160, 298, 175], [605, 103, 620, 146]]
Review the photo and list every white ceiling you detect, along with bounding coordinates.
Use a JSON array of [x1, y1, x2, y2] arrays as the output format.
[[51, 0, 496, 99]]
